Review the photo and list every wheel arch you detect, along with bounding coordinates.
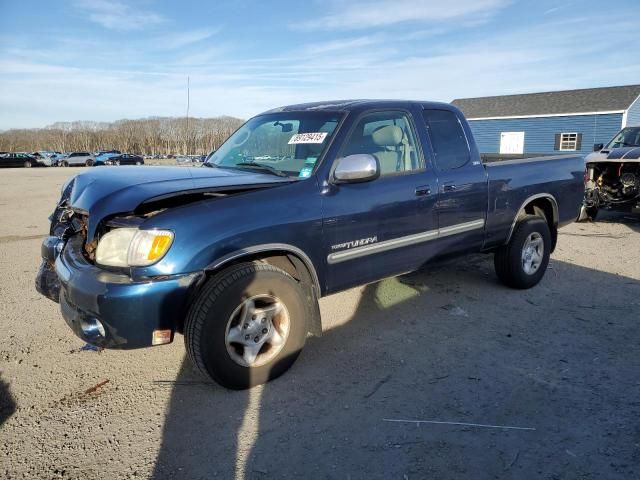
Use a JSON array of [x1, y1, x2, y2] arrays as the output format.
[[193, 244, 323, 336], [506, 194, 559, 252]]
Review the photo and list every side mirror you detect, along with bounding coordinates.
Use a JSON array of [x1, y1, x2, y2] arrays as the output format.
[[333, 154, 379, 183], [593, 143, 604, 151]]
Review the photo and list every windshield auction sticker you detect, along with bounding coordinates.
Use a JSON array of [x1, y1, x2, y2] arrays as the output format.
[[288, 132, 328, 144]]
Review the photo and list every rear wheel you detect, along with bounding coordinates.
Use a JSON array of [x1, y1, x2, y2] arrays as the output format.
[[61, 160, 69, 167], [85, 159, 94, 167], [23, 160, 32, 168], [494, 215, 551, 289], [184, 262, 308, 389]]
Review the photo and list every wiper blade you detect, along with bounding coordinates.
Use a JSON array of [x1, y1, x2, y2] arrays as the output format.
[[235, 162, 288, 177]]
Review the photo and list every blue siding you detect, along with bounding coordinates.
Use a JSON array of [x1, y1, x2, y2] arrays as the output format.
[[626, 96, 640, 126], [468, 113, 623, 155]]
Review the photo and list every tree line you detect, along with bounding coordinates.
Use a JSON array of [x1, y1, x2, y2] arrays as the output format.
[[0, 116, 245, 155]]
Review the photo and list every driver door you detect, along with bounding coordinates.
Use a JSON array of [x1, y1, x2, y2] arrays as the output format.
[[322, 110, 438, 293]]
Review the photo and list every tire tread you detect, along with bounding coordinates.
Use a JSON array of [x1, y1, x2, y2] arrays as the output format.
[[494, 214, 550, 289], [184, 262, 294, 381]]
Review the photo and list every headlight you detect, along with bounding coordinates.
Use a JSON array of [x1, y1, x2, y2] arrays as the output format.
[[95, 228, 174, 267]]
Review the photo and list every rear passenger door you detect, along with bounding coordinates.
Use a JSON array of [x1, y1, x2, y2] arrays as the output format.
[[422, 109, 488, 250]]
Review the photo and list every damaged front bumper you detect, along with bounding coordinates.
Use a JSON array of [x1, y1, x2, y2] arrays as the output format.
[[35, 235, 200, 349], [35, 237, 64, 302]]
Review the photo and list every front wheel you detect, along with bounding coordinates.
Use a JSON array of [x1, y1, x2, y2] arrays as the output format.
[[494, 215, 551, 289], [184, 262, 308, 389], [24, 160, 32, 168], [85, 159, 94, 167]]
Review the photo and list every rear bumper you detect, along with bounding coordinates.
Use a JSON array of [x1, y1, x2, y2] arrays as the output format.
[[36, 236, 201, 349]]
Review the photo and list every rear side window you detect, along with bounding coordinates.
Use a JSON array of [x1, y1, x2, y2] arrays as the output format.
[[423, 109, 470, 170]]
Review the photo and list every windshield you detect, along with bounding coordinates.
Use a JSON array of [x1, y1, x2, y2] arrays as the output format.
[[606, 127, 640, 149], [206, 112, 342, 177]]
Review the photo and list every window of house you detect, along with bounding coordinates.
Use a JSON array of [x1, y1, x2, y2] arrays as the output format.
[[559, 133, 579, 151]]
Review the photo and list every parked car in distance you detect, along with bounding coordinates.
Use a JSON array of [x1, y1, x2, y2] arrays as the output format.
[[49, 153, 66, 166], [0, 152, 39, 168], [104, 153, 144, 166], [94, 152, 119, 165], [581, 126, 640, 219], [176, 155, 206, 163], [95, 150, 121, 157], [59, 152, 95, 167], [30, 152, 54, 167], [36, 99, 585, 389]]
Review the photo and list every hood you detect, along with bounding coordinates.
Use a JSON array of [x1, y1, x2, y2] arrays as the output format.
[[586, 146, 640, 164], [66, 166, 294, 239]]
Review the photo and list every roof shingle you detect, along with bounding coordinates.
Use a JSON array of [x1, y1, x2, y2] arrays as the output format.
[[452, 84, 640, 119]]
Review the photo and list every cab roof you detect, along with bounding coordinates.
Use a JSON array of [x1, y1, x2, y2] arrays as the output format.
[[264, 99, 456, 114]]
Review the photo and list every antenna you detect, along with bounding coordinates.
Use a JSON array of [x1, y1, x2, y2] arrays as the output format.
[[186, 76, 190, 155]]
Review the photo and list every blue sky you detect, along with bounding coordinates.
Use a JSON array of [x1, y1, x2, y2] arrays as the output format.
[[0, 0, 639, 129]]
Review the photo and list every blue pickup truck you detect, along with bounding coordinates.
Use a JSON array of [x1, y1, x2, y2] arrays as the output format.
[[36, 100, 584, 389]]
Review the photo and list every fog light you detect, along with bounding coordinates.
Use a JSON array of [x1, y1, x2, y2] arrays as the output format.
[[80, 317, 106, 341], [152, 329, 172, 345]]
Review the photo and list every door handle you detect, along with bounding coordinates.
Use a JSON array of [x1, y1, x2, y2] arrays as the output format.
[[443, 184, 457, 192], [415, 185, 431, 196]]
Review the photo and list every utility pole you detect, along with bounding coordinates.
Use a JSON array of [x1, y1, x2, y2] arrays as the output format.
[[186, 76, 190, 155]]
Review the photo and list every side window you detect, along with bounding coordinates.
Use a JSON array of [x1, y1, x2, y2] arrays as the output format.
[[341, 111, 422, 176], [423, 109, 470, 170]]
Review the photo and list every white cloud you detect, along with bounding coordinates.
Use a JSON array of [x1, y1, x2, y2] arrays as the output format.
[[153, 28, 221, 50], [304, 36, 382, 54], [74, 0, 165, 30], [295, 0, 511, 31], [2, 7, 640, 129]]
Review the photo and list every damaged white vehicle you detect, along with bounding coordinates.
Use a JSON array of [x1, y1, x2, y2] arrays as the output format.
[[582, 126, 640, 220]]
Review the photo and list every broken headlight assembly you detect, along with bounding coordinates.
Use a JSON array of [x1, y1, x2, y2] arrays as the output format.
[[95, 228, 174, 267]]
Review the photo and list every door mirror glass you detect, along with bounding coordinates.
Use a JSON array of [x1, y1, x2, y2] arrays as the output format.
[[333, 154, 379, 183], [593, 143, 604, 151]]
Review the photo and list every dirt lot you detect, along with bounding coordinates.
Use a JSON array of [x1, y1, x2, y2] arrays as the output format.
[[0, 167, 639, 479]]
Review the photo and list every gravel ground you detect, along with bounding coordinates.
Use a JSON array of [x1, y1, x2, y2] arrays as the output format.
[[0, 167, 639, 479]]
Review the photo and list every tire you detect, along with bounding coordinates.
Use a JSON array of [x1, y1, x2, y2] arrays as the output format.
[[85, 159, 94, 167], [61, 160, 69, 167], [494, 214, 551, 289], [24, 160, 32, 168], [585, 206, 598, 221], [184, 262, 308, 389], [135, 161, 142, 165]]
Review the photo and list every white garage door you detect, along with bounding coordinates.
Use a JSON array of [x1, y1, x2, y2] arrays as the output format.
[[500, 132, 525, 154]]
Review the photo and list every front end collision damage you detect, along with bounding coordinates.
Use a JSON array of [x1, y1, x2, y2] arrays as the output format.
[[35, 237, 65, 302], [35, 177, 80, 303], [34, 171, 297, 348], [583, 155, 640, 217]]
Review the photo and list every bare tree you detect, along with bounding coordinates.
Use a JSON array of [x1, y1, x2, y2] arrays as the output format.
[[0, 116, 244, 155]]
